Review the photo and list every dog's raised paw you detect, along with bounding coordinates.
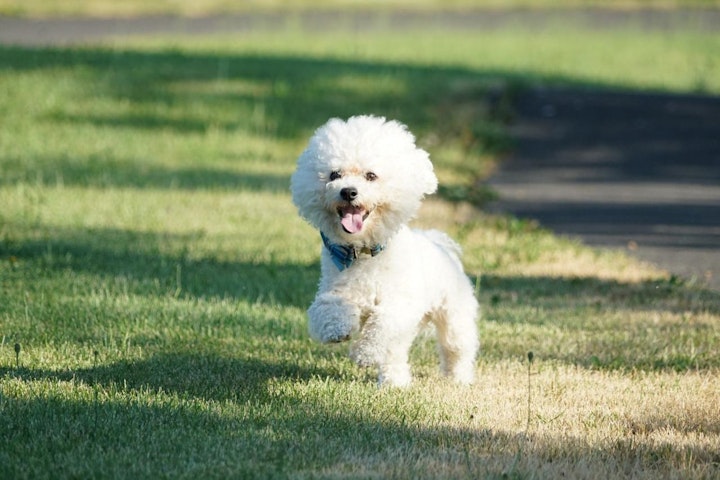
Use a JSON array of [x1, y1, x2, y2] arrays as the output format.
[[307, 294, 358, 344], [313, 322, 354, 344]]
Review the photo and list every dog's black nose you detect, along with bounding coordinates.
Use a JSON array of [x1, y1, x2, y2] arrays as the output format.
[[340, 187, 358, 201]]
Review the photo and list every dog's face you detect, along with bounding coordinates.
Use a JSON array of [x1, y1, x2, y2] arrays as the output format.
[[291, 116, 438, 246]]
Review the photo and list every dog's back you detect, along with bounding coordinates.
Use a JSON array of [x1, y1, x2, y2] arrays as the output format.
[[416, 229, 465, 271]]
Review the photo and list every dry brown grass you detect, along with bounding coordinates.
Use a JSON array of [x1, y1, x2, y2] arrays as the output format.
[[300, 363, 719, 479], [394, 201, 720, 479]]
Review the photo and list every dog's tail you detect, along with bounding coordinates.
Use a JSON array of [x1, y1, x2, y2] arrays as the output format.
[[417, 229, 464, 269]]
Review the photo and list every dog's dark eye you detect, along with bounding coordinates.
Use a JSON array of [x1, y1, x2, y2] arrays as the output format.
[[365, 172, 378, 182], [329, 171, 341, 181]]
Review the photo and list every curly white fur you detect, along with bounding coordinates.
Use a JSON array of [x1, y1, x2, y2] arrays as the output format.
[[291, 115, 480, 387]]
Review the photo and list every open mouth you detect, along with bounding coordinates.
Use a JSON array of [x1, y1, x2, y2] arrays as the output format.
[[337, 204, 370, 234]]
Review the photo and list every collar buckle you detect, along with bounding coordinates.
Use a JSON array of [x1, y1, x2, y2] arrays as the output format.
[[320, 232, 384, 271]]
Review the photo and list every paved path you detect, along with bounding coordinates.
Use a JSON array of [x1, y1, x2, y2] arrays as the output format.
[[488, 89, 720, 289], [2, 9, 719, 45]]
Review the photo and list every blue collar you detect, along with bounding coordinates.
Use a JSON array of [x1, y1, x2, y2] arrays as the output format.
[[320, 232, 384, 271]]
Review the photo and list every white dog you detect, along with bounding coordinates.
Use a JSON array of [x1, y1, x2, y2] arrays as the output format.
[[291, 115, 479, 387]]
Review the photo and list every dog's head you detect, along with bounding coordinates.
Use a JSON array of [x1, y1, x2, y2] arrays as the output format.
[[291, 115, 438, 246]]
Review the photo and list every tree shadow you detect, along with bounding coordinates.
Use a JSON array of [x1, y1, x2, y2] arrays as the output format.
[[5, 224, 720, 369], [0, 44, 558, 198], [1, 352, 331, 404], [6, 44, 715, 203], [1, 154, 292, 191], [2, 352, 718, 478], [0, 46, 485, 136], [2, 225, 318, 307]]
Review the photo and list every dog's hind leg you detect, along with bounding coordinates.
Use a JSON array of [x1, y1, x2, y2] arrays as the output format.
[[433, 301, 479, 384], [377, 357, 412, 387]]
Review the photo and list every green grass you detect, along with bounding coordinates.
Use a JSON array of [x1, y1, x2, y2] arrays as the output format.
[[1, 21, 720, 479]]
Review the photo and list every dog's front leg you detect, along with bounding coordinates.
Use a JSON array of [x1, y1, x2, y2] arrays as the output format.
[[307, 292, 359, 344]]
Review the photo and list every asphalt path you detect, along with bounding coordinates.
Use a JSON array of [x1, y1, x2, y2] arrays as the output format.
[[1, 9, 719, 288], [1, 8, 719, 45], [488, 89, 720, 289]]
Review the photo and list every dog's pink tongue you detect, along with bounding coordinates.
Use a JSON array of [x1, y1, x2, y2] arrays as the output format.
[[340, 208, 364, 234]]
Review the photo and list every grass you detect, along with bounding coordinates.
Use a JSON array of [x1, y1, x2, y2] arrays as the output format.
[[1, 16, 720, 480]]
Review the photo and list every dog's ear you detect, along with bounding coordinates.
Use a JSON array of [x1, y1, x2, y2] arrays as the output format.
[[379, 118, 438, 197], [414, 148, 438, 196]]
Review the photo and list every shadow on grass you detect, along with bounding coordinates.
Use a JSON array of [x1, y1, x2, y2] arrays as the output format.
[[1, 352, 330, 403], [0, 44, 521, 201], [6, 44, 716, 205], [2, 352, 718, 478], [4, 220, 720, 363], [4, 222, 719, 372], [0, 351, 523, 477], [2, 225, 318, 308], [0, 371, 519, 478], [0, 46, 500, 135], [1, 154, 292, 191]]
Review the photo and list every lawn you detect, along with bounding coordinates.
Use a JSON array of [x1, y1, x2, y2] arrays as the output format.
[[1, 13, 720, 480]]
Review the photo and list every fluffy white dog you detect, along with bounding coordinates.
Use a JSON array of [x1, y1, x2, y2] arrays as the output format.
[[291, 115, 479, 387]]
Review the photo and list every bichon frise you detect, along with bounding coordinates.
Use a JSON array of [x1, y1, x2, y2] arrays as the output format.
[[291, 115, 479, 387]]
